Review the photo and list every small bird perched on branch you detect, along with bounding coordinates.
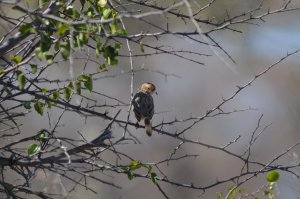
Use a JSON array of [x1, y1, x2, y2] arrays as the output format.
[[132, 82, 156, 136]]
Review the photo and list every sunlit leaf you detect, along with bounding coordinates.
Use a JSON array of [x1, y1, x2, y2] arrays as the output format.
[[10, 54, 22, 64], [98, 0, 107, 7], [227, 186, 237, 199], [130, 160, 141, 170], [266, 171, 280, 182], [35, 47, 45, 61], [102, 8, 112, 19], [109, 22, 117, 34]]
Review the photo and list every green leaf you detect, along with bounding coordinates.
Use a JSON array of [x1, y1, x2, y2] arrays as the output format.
[[19, 23, 35, 35], [150, 172, 157, 184], [117, 28, 127, 35], [95, 41, 104, 58], [39, 0, 49, 8], [140, 41, 145, 53], [45, 54, 54, 64], [77, 74, 89, 82], [85, 7, 95, 18], [84, 75, 93, 92], [80, 0, 86, 7], [102, 8, 112, 19], [74, 24, 87, 31], [103, 45, 118, 65], [130, 160, 141, 171], [127, 171, 134, 180], [16, 70, 26, 90], [66, 6, 80, 19], [120, 166, 129, 172], [64, 82, 73, 100], [30, 64, 38, 74], [36, 130, 47, 142], [75, 81, 81, 95], [268, 182, 275, 190], [27, 143, 41, 156], [41, 88, 47, 95], [53, 90, 60, 100], [216, 192, 223, 199], [60, 41, 71, 60], [227, 186, 237, 199], [34, 101, 44, 116], [98, 64, 106, 71], [40, 32, 52, 52], [266, 171, 280, 182], [104, 46, 115, 58], [142, 164, 152, 173], [77, 74, 92, 91], [98, 0, 107, 7], [42, 19, 50, 26], [35, 47, 45, 61], [115, 42, 121, 50], [263, 190, 273, 198], [57, 23, 70, 36], [23, 102, 31, 109], [132, 161, 139, 165], [3, 182, 14, 197], [10, 54, 22, 64], [45, 100, 52, 108], [0, 67, 4, 75], [76, 32, 89, 48], [54, 42, 60, 51], [109, 22, 117, 34]]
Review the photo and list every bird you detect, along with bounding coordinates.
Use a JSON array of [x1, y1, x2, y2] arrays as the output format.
[[132, 82, 156, 136], [45, 110, 121, 162]]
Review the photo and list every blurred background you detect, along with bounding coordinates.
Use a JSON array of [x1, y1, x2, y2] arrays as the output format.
[[1, 0, 300, 198]]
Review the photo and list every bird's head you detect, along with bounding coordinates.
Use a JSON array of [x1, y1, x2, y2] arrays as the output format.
[[139, 82, 156, 95]]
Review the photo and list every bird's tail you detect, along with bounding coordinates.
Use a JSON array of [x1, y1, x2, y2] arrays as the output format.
[[144, 118, 152, 136]]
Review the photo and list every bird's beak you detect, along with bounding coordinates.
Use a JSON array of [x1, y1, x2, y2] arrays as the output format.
[[155, 91, 158, 95]]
